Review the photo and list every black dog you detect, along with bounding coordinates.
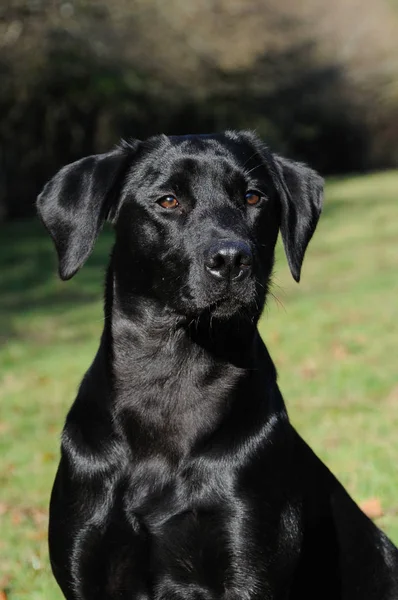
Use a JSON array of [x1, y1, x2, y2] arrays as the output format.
[[38, 131, 398, 599]]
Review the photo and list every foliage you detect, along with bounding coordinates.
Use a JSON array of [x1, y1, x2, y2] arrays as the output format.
[[1, 0, 398, 220]]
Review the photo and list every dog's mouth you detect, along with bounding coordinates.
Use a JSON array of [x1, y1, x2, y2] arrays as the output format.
[[209, 296, 229, 310], [180, 275, 260, 320], [206, 294, 247, 318]]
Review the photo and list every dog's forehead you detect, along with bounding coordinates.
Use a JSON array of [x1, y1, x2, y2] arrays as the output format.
[[166, 132, 256, 163], [136, 132, 262, 188]]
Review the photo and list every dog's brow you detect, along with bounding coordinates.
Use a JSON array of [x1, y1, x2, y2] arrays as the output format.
[[142, 165, 163, 185]]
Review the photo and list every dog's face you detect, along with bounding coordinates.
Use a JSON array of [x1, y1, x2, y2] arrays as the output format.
[[37, 131, 323, 320], [113, 133, 283, 319]]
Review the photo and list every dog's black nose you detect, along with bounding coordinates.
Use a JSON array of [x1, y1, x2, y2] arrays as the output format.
[[205, 241, 252, 282]]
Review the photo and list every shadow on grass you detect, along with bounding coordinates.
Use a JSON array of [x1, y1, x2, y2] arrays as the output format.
[[0, 219, 114, 341]]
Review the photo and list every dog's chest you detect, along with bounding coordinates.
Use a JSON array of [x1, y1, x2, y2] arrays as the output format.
[[116, 359, 243, 457], [107, 462, 278, 600]]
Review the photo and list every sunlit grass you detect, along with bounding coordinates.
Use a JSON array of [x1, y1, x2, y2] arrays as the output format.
[[261, 171, 398, 542], [1, 171, 398, 597]]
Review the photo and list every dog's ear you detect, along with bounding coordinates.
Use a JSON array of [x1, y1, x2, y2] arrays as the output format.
[[37, 148, 131, 280], [272, 155, 323, 282]]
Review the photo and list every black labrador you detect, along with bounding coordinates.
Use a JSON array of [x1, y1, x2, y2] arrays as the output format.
[[37, 131, 398, 599]]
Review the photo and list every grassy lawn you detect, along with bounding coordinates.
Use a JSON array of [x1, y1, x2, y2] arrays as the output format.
[[1, 171, 398, 598]]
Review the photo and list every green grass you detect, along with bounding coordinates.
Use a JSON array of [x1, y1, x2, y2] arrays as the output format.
[[1, 171, 398, 597]]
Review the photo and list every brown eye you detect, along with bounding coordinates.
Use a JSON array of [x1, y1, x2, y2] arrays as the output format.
[[245, 191, 261, 206], [158, 195, 179, 209]]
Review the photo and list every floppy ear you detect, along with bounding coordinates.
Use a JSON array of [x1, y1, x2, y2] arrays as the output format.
[[37, 148, 131, 280], [272, 155, 323, 282]]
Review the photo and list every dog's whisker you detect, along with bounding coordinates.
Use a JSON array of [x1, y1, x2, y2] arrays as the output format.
[[242, 150, 261, 168], [269, 291, 286, 312], [244, 164, 262, 177]]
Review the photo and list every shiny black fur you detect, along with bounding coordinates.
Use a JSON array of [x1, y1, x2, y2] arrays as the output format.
[[37, 131, 398, 599]]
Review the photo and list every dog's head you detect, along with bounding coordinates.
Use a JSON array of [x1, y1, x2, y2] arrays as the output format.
[[37, 131, 323, 320]]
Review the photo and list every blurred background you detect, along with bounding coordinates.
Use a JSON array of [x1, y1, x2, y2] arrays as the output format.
[[0, 1, 397, 598]]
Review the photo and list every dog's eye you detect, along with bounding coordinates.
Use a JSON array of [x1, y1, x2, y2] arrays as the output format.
[[157, 195, 179, 209], [245, 191, 262, 206]]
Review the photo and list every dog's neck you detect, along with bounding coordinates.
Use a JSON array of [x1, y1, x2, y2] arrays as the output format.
[[100, 264, 285, 458]]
